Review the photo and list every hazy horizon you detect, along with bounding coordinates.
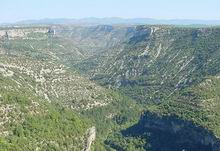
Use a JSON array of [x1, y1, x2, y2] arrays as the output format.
[[1, 0, 220, 23], [14, 17, 220, 21]]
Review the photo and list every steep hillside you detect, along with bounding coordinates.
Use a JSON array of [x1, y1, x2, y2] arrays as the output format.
[[0, 55, 141, 150], [1, 25, 220, 150], [0, 26, 141, 150], [66, 25, 220, 150], [89, 26, 220, 102], [0, 55, 113, 110], [0, 72, 89, 150], [106, 75, 220, 150]]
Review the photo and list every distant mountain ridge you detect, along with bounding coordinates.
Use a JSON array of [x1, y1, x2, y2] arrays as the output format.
[[12, 17, 220, 25]]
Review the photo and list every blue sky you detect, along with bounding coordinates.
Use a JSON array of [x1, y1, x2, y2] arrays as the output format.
[[1, 0, 220, 23]]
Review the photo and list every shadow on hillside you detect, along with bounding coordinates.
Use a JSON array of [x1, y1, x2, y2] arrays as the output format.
[[121, 112, 220, 151]]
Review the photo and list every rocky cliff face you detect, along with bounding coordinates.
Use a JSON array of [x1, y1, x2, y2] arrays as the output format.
[[0, 27, 48, 39]]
